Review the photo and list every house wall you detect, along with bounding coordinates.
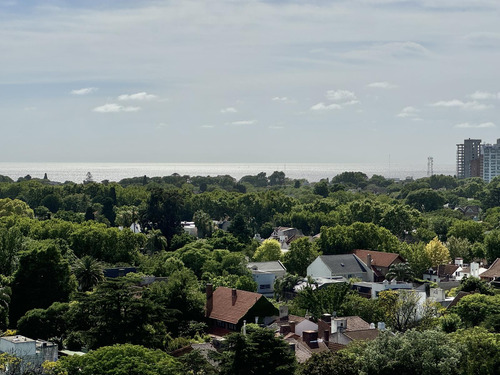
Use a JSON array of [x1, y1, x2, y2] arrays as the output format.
[[307, 258, 333, 278], [0, 338, 36, 356], [253, 273, 276, 297], [294, 320, 318, 337]]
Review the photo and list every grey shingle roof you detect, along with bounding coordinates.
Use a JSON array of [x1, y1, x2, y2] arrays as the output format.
[[319, 254, 369, 274]]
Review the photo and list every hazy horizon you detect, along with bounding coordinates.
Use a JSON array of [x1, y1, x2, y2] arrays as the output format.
[[1, 1, 500, 164]]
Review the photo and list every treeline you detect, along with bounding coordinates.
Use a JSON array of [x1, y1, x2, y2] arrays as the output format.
[[0, 171, 499, 374]]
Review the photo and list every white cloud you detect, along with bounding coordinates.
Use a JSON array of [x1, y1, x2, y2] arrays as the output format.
[[468, 91, 499, 100], [310, 102, 342, 111], [156, 122, 168, 129], [432, 100, 492, 110], [93, 103, 141, 113], [71, 87, 97, 95], [397, 106, 419, 118], [220, 107, 237, 113], [367, 81, 398, 89], [117, 92, 158, 101], [272, 97, 295, 103], [326, 90, 357, 102], [455, 122, 495, 128], [231, 120, 255, 125]]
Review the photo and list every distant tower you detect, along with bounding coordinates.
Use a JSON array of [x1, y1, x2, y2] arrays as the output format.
[[427, 157, 434, 177]]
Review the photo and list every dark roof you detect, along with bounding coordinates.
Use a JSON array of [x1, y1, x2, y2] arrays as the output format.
[[207, 287, 271, 325], [481, 258, 500, 279], [447, 291, 471, 310], [318, 255, 369, 274], [352, 249, 405, 268], [437, 264, 460, 276]]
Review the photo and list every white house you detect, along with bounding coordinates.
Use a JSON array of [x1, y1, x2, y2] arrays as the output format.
[[247, 261, 287, 297], [307, 255, 373, 282], [0, 336, 58, 374]]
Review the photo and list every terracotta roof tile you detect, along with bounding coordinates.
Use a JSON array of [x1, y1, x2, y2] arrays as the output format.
[[481, 258, 500, 279], [353, 249, 405, 268], [207, 287, 267, 325]]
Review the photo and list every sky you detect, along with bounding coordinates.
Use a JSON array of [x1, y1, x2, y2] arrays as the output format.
[[1, 0, 500, 167]]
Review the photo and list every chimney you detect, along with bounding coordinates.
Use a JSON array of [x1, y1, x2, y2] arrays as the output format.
[[280, 324, 292, 335], [302, 330, 318, 346], [289, 321, 296, 333], [205, 283, 213, 318], [321, 313, 332, 323], [367, 254, 372, 268], [323, 330, 329, 343], [232, 288, 237, 306]]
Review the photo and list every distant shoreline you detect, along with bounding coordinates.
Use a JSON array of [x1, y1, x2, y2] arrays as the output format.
[[0, 162, 456, 183]]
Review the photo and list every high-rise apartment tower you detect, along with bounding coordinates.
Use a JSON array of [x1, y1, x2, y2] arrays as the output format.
[[456, 138, 482, 179], [482, 139, 500, 183]]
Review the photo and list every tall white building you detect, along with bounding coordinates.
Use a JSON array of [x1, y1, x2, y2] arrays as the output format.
[[482, 139, 500, 183]]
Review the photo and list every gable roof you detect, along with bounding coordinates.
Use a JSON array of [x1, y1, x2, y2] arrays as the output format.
[[437, 264, 460, 276], [352, 249, 405, 268], [480, 258, 500, 279], [318, 254, 369, 274], [343, 329, 379, 341], [207, 287, 269, 325]]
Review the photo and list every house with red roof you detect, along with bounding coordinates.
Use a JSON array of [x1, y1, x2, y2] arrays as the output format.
[[352, 249, 406, 281], [205, 285, 278, 334]]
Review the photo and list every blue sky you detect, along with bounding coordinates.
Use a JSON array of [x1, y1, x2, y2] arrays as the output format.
[[1, 0, 500, 166]]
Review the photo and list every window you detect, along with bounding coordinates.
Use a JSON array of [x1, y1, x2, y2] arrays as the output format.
[[260, 284, 271, 290]]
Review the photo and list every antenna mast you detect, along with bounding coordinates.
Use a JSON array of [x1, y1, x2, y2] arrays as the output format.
[[427, 156, 434, 177]]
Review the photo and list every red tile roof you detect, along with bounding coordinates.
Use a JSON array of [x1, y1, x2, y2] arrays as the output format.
[[353, 249, 405, 268], [480, 258, 500, 279], [207, 287, 266, 325]]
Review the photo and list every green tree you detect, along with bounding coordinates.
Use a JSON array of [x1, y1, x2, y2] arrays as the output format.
[[143, 188, 184, 248], [73, 255, 104, 292], [0, 226, 23, 276], [447, 220, 485, 243], [293, 282, 352, 320], [218, 326, 297, 375], [282, 237, 318, 276], [354, 330, 462, 375], [457, 276, 495, 295], [483, 229, 500, 263], [10, 240, 77, 323], [193, 210, 214, 239], [451, 327, 500, 375], [143, 229, 168, 254], [378, 289, 434, 332], [52, 344, 182, 375], [299, 350, 358, 375], [17, 302, 70, 347], [0, 198, 34, 218], [452, 293, 500, 328], [0, 280, 11, 330], [253, 239, 282, 261], [406, 188, 445, 212]]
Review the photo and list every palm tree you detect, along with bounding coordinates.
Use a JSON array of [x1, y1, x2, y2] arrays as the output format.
[[385, 262, 414, 282], [0, 283, 11, 329], [144, 229, 168, 254], [74, 256, 105, 292]]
